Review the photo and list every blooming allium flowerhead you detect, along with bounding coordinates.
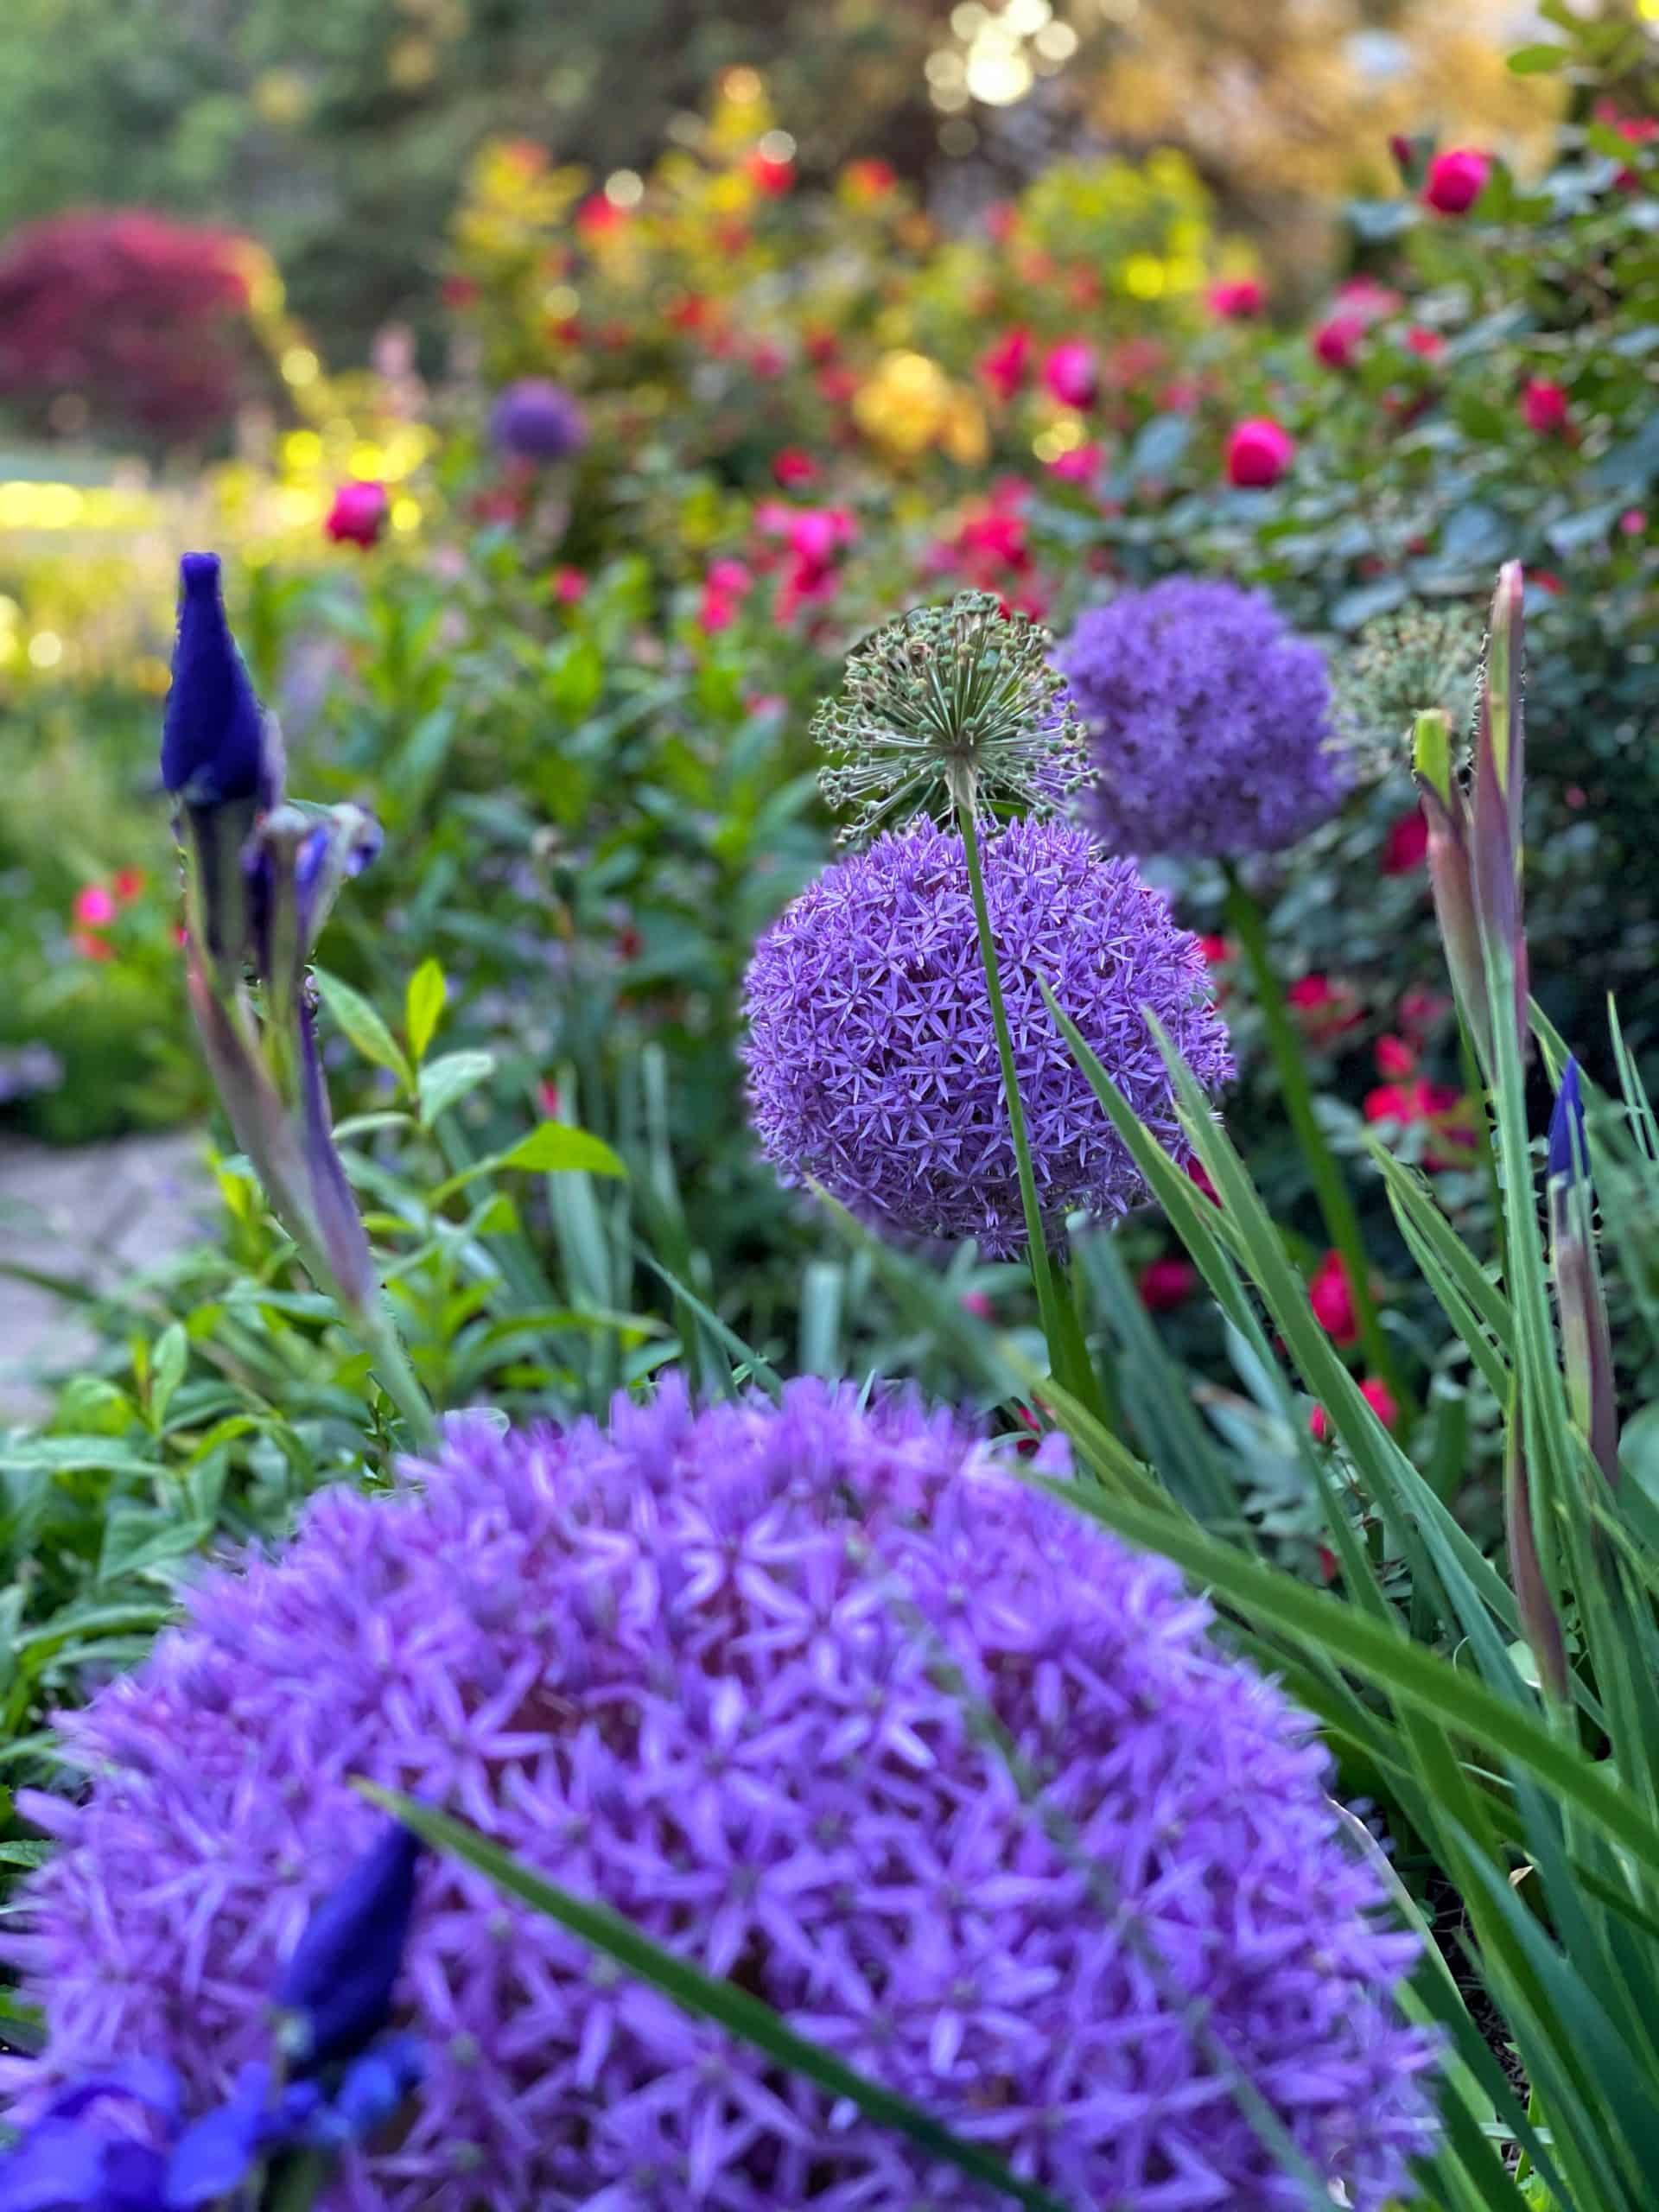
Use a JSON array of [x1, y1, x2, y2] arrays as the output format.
[[6, 1379, 1437, 2210], [815, 591, 1087, 836], [487, 377, 587, 462], [1058, 578, 1345, 859], [743, 812, 1232, 1252]]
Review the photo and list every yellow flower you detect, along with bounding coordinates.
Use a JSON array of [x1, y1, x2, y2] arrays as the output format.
[[853, 351, 982, 463]]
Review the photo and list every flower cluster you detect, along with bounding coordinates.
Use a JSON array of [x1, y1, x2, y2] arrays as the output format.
[[743, 812, 1232, 1253], [1059, 577, 1345, 858], [814, 591, 1086, 834], [1334, 603, 1484, 783], [7, 1381, 1437, 2210]]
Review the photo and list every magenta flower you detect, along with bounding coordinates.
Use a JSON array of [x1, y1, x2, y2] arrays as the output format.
[[6, 1382, 1437, 2210]]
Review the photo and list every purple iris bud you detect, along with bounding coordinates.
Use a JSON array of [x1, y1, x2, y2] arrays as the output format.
[[1548, 1054, 1587, 1185], [276, 1821, 424, 2072], [160, 556, 274, 808], [487, 377, 587, 462]]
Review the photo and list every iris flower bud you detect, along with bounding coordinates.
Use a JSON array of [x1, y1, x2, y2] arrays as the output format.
[[162, 555, 284, 992], [1413, 563, 1529, 1078], [276, 1820, 425, 2073], [1548, 1058, 1619, 1485]]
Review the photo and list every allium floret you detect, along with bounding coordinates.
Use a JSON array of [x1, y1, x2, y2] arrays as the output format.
[[1059, 577, 1346, 858], [815, 591, 1089, 838], [743, 812, 1232, 1253], [5, 1381, 1437, 2211]]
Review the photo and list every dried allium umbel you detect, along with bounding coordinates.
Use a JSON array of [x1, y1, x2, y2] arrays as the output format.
[[743, 813, 1232, 1253], [5, 1380, 1440, 2211], [814, 589, 1089, 838]]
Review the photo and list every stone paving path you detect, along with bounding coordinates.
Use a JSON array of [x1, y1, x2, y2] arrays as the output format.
[[0, 1130, 210, 1421]]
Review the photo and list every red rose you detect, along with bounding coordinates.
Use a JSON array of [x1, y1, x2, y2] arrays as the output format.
[[1374, 1033, 1417, 1080], [979, 326, 1033, 403], [324, 480, 389, 548], [1382, 809, 1429, 874], [1138, 1257, 1198, 1313], [1308, 1250, 1359, 1346], [746, 150, 795, 197], [1522, 378, 1570, 435], [1224, 417, 1294, 489], [1041, 340, 1097, 410], [1421, 149, 1490, 215], [772, 448, 819, 488], [1313, 315, 1365, 371], [1207, 277, 1265, 320]]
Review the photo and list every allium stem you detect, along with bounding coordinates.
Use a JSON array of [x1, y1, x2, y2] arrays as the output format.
[[1222, 865, 1405, 1410], [956, 798, 1071, 1385]]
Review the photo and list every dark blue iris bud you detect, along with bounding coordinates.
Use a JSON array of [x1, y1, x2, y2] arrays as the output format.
[[160, 554, 270, 806], [1548, 1055, 1588, 1185], [276, 1821, 424, 2073]]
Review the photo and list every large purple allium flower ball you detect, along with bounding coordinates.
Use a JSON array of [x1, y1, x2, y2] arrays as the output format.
[[742, 812, 1232, 1254], [1058, 577, 1346, 858], [487, 376, 587, 462], [6, 1382, 1436, 2210]]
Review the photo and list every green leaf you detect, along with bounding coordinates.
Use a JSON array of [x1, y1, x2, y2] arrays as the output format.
[[147, 1323, 188, 1433], [405, 959, 448, 1065], [417, 1050, 497, 1128], [313, 969, 415, 1093], [1508, 41, 1565, 73], [359, 1788, 1072, 2212], [499, 1123, 626, 1179]]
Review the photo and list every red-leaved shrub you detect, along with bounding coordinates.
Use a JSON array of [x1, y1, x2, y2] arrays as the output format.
[[0, 210, 258, 445]]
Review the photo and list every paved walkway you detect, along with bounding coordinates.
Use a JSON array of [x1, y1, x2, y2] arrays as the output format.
[[0, 1131, 210, 1421]]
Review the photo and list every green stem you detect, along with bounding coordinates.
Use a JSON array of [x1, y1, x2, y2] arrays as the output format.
[[1222, 863, 1405, 1408], [353, 1293, 440, 1455], [957, 799, 1071, 1388]]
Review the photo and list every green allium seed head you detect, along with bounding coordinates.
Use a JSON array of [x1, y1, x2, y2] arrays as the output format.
[[1334, 602, 1484, 785], [814, 590, 1090, 838]]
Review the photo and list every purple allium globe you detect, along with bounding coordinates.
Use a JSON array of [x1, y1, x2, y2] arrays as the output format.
[[1058, 578, 1346, 858], [487, 377, 587, 462], [742, 812, 1232, 1254], [4, 1381, 1436, 2210]]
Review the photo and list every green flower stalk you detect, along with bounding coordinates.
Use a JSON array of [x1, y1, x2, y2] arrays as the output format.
[[1548, 1058, 1620, 1487], [1505, 1413, 1570, 1704], [811, 594, 1097, 1398], [161, 553, 435, 1449]]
